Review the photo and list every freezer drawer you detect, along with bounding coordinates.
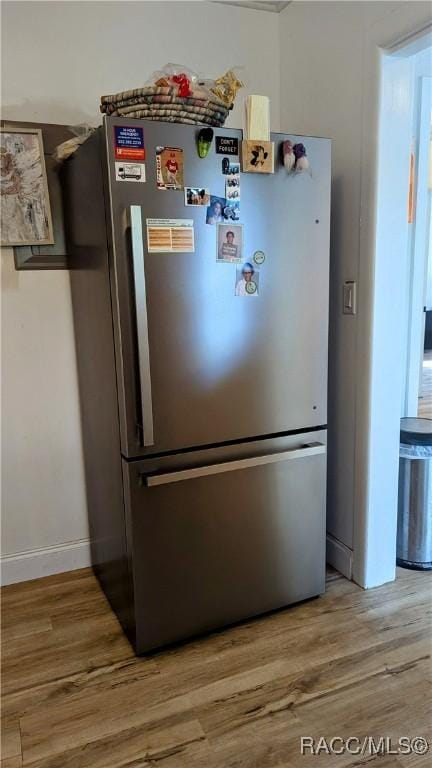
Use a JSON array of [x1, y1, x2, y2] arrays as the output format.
[[123, 432, 326, 653]]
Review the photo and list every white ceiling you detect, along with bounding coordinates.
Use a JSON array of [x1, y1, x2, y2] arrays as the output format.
[[212, 1, 291, 13]]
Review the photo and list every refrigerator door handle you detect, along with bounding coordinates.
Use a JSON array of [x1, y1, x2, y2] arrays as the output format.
[[129, 205, 154, 447], [143, 443, 326, 487]]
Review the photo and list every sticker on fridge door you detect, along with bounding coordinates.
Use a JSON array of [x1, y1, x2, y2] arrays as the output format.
[[115, 162, 145, 183], [146, 218, 194, 253], [114, 126, 145, 161], [217, 223, 243, 263], [156, 147, 184, 190], [235, 263, 259, 296]]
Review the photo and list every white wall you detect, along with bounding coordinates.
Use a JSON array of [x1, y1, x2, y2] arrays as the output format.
[[280, 1, 432, 586], [1, 1, 280, 130], [1, 253, 90, 582], [280, 0, 401, 570], [1, 1, 280, 584]]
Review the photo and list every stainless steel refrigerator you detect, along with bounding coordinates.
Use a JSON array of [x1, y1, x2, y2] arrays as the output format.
[[64, 116, 331, 654]]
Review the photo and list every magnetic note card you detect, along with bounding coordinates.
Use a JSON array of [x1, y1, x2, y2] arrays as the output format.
[[147, 218, 194, 253]]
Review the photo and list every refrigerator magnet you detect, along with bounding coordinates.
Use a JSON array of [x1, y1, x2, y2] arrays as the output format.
[[206, 196, 226, 225], [146, 218, 194, 253], [216, 136, 239, 156], [184, 187, 210, 206], [196, 128, 214, 159], [225, 161, 241, 202], [115, 162, 146, 183], [253, 250, 265, 265], [207, 196, 240, 224], [282, 140, 295, 172], [217, 223, 243, 264], [223, 201, 240, 222], [282, 141, 310, 174], [222, 157, 230, 175], [241, 140, 274, 174], [235, 263, 259, 296], [114, 125, 145, 162], [293, 143, 309, 172], [156, 147, 184, 190]]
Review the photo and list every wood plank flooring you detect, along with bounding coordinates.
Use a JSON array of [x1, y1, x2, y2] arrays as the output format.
[[1, 566, 431, 767]]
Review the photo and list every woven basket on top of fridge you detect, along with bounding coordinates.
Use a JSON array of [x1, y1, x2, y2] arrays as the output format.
[[100, 85, 231, 128]]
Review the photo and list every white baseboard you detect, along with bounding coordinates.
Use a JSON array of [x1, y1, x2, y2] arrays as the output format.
[[326, 533, 353, 580], [0, 538, 91, 586], [2, 534, 353, 587]]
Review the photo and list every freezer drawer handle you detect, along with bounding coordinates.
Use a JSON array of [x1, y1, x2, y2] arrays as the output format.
[[129, 205, 154, 447], [143, 443, 326, 487]]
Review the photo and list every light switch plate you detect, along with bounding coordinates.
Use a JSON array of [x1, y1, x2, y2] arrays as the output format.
[[343, 281, 357, 315]]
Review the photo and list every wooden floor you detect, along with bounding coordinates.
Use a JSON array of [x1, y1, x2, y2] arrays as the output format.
[[1, 566, 431, 767]]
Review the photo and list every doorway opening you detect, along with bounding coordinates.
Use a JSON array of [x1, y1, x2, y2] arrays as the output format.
[[400, 43, 432, 420], [360, 30, 432, 588], [375, 33, 432, 579]]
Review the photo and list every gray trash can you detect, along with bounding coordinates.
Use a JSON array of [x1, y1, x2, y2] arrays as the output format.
[[397, 417, 432, 570]]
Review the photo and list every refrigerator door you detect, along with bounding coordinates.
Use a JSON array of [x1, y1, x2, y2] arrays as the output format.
[[103, 117, 331, 457], [123, 431, 327, 653]]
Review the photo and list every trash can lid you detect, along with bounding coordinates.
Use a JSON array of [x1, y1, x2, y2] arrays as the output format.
[[400, 417, 432, 445]]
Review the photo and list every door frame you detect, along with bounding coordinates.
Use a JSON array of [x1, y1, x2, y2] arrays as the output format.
[[353, 6, 432, 588], [405, 74, 432, 415]]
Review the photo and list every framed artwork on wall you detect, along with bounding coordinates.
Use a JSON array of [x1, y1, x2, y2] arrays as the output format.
[[1, 126, 54, 247]]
